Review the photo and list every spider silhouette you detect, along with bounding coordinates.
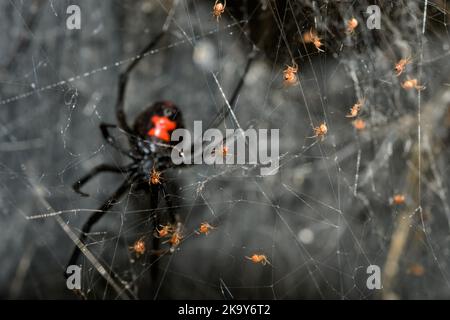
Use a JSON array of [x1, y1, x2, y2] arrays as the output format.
[[66, 28, 256, 292]]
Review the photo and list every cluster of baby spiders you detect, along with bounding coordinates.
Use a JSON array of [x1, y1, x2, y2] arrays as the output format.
[[129, 221, 270, 267], [154, 222, 183, 253], [345, 99, 367, 131], [280, 22, 426, 147], [394, 56, 425, 91], [129, 229, 182, 258], [283, 18, 363, 140], [154, 223, 183, 242], [284, 17, 360, 89], [129, 223, 185, 257], [339, 55, 424, 135], [131, 221, 218, 258], [130, 220, 273, 266]]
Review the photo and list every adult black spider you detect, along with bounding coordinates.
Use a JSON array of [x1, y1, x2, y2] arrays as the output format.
[[66, 27, 256, 292]]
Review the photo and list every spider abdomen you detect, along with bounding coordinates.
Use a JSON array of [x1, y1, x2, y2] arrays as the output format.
[[133, 101, 184, 143]]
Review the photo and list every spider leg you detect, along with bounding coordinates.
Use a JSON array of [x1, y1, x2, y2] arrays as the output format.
[[204, 48, 258, 131], [100, 123, 141, 160], [67, 179, 133, 268], [181, 49, 257, 164], [115, 31, 166, 134], [73, 164, 130, 197], [148, 183, 161, 282], [161, 182, 181, 225], [147, 181, 182, 293]]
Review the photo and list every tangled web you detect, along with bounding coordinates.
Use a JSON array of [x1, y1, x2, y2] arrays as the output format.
[[1, 0, 450, 299]]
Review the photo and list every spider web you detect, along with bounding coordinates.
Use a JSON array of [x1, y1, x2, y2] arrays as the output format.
[[1, 0, 450, 299]]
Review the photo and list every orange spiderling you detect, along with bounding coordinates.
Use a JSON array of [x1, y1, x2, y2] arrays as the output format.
[[196, 222, 216, 235], [312, 122, 328, 140], [154, 224, 173, 238], [130, 237, 146, 257], [392, 194, 406, 205], [346, 99, 364, 118], [394, 56, 412, 76], [346, 17, 358, 34], [220, 145, 229, 156], [303, 28, 324, 52], [401, 78, 425, 91], [353, 119, 366, 131], [168, 231, 182, 247], [213, 144, 229, 157], [212, 0, 226, 21], [283, 62, 299, 86], [245, 254, 271, 266], [150, 167, 162, 185]]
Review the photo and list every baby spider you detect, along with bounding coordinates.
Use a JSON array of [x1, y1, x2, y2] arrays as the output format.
[[303, 28, 324, 52], [212, 143, 229, 158], [311, 122, 328, 140], [130, 237, 146, 257], [219, 144, 229, 156], [346, 17, 358, 34], [407, 263, 425, 277], [401, 78, 425, 91], [195, 222, 216, 235], [391, 194, 406, 205], [283, 62, 298, 86], [394, 56, 412, 76], [150, 167, 162, 185], [154, 224, 174, 238], [346, 99, 364, 118], [164, 222, 183, 253], [212, 0, 226, 21], [165, 231, 183, 253], [352, 119, 366, 131], [169, 232, 182, 246], [245, 254, 271, 266]]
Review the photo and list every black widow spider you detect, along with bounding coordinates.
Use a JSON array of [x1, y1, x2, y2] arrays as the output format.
[[66, 26, 257, 287]]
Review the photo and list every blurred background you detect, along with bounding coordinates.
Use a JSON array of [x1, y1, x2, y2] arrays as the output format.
[[1, 0, 450, 299]]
